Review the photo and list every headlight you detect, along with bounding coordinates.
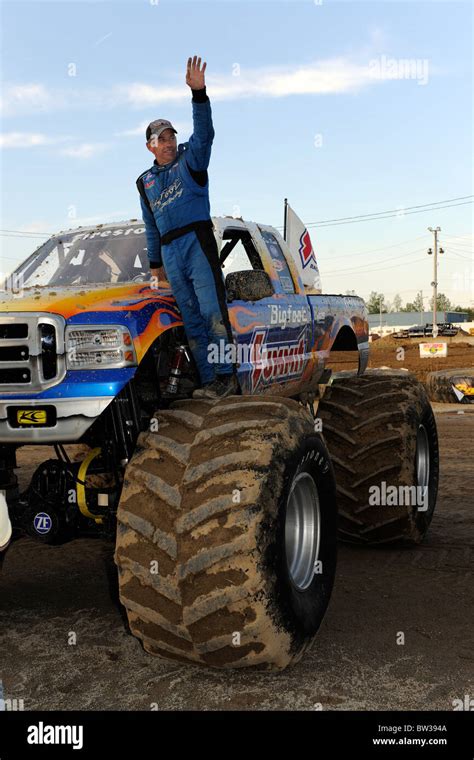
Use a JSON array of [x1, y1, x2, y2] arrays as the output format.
[[65, 325, 137, 369]]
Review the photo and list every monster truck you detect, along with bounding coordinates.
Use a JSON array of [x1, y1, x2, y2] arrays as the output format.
[[394, 325, 425, 339], [425, 322, 458, 337], [0, 216, 439, 669], [395, 323, 458, 339]]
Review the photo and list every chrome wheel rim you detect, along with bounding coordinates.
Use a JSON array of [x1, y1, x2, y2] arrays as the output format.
[[285, 472, 321, 591], [416, 423, 430, 508]]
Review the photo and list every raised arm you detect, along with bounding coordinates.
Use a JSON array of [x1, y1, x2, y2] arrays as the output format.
[[185, 55, 215, 172]]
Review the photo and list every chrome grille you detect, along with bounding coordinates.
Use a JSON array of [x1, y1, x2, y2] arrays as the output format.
[[0, 313, 66, 392]]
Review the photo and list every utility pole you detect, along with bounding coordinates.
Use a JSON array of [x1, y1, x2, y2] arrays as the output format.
[[420, 289, 423, 326], [428, 227, 442, 338]]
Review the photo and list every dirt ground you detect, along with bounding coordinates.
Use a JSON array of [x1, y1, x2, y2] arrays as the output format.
[[1, 337, 473, 710], [0, 402, 473, 711], [327, 332, 474, 386]]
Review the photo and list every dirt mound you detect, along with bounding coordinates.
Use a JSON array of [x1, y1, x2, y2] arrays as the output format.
[[370, 334, 404, 348], [327, 341, 473, 387]]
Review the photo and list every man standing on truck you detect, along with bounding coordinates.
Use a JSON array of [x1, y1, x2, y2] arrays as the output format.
[[136, 56, 237, 398]]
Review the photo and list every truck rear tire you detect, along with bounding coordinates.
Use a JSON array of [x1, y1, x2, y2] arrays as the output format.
[[114, 396, 337, 669], [317, 370, 439, 545], [426, 368, 474, 404]]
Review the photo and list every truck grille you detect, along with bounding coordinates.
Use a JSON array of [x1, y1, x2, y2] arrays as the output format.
[[0, 324, 28, 340], [0, 313, 66, 391]]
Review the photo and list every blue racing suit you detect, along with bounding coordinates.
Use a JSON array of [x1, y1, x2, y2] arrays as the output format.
[[136, 87, 233, 384]]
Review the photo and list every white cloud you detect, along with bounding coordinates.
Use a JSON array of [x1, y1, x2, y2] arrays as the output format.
[[0, 133, 115, 159], [59, 142, 109, 159], [121, 58, 388, 106], [0, 132, 71, 149], [120, 83, 186, 106], [1, 54, 406, 117], [0, 132, 51, 148], [0, 84, 57, 117], [14, 221, 55, 234]]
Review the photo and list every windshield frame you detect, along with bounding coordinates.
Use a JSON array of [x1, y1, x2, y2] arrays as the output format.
[[8, 223, 150, 288]]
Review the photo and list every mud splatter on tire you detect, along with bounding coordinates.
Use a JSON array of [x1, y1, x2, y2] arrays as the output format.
[[318, 370, 439, 545], [114, 396, 337, 670]]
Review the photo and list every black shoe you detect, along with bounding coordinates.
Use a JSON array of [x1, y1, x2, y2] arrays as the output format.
[[192, 380, 215, 399], [193, 374, 238, 399]]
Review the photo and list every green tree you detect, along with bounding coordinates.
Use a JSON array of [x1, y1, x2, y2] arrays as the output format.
[[403, 290, 424, 312], [429, 293, 452, 311], [367, 291, 386, 314], [392, 293, 403, 312], [452, 305, 474, 319]]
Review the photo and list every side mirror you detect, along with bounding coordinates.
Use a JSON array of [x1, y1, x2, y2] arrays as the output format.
[[225, 270, 274, 302]]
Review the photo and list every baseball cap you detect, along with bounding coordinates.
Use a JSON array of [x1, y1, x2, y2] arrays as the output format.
[[146, 119, 178, 142]]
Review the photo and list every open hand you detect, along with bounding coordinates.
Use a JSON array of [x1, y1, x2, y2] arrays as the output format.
[[186, 56, 207, 89], [150, 266, 166, 290]]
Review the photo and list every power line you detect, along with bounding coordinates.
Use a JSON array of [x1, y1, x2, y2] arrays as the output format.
[[445, 248, 473, 257], [378, 287, 472, 301], [307, 201, 474, 229], [303, 196, 474, 227], [0, 230, 52, 238], [447, 245, 473, 254], [433, 256, 472, 266], [450, 251, 473, 262], [322, 247, 426, 274], [3, 198, 473, 238], [315, 235, 426, 261], [443, 243, 473, 253], [442, 232, 473, 240], [442, 237, 473, 246], [275, 198, 473, 231], [324, 257, 428, 276]]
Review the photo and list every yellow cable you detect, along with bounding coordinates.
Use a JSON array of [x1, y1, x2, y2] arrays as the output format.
[[77, 447, 104, 524]]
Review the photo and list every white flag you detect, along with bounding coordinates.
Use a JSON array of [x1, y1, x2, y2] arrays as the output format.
[[286, 203, 322, 293]]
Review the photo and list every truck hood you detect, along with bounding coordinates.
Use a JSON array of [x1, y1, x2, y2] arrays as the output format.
[[0, 282, 176, 320], [0, 283, 182, 362]]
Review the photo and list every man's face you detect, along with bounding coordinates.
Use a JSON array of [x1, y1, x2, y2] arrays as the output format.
[[146, 128, 177, 165]]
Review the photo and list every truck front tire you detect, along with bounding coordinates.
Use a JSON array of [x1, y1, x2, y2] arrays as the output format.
[[114, 396, 337, 669]]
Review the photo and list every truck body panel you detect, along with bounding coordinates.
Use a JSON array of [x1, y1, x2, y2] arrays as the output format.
[[0, 217, 368, 442]]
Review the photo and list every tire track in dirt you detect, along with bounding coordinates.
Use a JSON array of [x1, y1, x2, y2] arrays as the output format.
[[0, 409, 472, 710]]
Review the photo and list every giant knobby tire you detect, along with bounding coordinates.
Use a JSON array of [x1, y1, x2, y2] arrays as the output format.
[[426, 368, 474, 404], [317, 370, 439, 545], [114, 396, 337, 670]]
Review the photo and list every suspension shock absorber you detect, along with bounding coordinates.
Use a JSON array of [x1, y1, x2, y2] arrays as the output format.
[[0, 492, 12, 553], [0, 447, 17, 555], [166, 345, 190, 395]]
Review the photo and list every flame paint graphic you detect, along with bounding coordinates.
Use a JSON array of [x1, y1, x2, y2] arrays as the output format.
[[229, 305, 264, 334]]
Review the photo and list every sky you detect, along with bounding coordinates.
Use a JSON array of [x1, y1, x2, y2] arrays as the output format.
[[1, 0, 473, 308]]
